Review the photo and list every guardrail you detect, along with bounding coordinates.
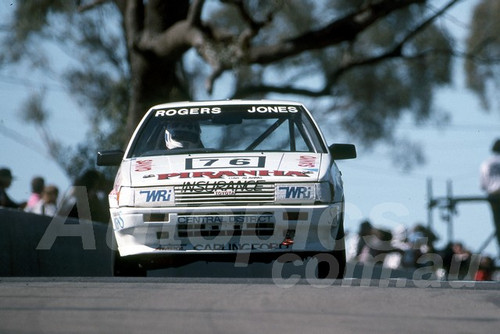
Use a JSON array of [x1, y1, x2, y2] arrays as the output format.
[[0, 208, 112, 276]]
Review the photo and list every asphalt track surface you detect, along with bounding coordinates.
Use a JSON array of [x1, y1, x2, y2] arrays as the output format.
[[1, 277, 499, 334]]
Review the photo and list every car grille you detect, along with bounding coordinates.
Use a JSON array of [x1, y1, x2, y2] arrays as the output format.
[[174, 182, 275, 206], [176, 221, 276, 238], [175, 211, 277, 238]]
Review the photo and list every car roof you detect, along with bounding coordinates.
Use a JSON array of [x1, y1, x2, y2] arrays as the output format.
[[149, 99, 305, 110]]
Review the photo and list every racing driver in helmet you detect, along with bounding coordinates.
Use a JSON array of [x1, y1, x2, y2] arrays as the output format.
[[165, 121, 203, 149]]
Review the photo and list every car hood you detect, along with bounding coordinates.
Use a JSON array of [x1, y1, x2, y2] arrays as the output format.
[[126, 152, 325, 186]]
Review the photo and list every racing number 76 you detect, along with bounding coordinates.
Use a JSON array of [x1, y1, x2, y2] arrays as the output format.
[[186, 156, 266, 169], [199, 158, 251, 166]]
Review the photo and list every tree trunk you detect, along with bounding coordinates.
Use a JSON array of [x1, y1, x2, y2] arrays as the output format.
[[120, 0, 191, 137]]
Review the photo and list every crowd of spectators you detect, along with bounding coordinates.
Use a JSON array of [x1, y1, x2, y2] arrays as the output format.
[[0, 167, 110, 223], [346, 219, 497, 281]]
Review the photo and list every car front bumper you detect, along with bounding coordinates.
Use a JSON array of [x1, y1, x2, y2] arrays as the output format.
[[111, 203, 344, 257]]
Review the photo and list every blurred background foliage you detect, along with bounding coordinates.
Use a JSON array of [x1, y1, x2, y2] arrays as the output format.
[[0, 0, 498, 181]]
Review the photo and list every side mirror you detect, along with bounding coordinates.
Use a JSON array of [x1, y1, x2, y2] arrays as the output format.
[[96, 150, 124, 166], [329, 144, 356, 160]]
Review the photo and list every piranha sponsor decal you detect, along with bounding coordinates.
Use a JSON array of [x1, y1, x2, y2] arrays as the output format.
[[247, 106, 298, 113], [154, 107, 222, 117], [181, 180, 265, 193], [158, 170, 310, 180]]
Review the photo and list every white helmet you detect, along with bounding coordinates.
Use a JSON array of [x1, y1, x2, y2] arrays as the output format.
[[164, 121, 202, 149]]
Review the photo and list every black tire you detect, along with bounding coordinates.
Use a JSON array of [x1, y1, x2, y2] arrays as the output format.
[[112, 250, 147, 277], [316, 221, 346, 279]]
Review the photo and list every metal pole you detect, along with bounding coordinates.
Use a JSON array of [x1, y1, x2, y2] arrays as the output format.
[[427, 177, 433, 231], [447, 179, 453, 243], [477, 231, 496, 254]]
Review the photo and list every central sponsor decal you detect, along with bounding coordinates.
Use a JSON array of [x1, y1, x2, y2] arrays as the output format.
[[181, 180, 264, 193], [158, 170, 310, 180], [177, 215, 274, 224]]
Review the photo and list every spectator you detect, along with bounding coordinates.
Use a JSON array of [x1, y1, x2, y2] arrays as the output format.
[[480, 138, 500, 252], [402, 224, 437, 268], [25, 185, 59, 217], [58, 169, 109, 223], [25, 176, 45, 210], [356, 221, 395, 264], [441, 242, 472, 280], [474, 255, 495, 281], [384, 224, 411, 269], [0, 167, 20, 209], [367, 227, 393, 259], [353, 220, 373, 262]]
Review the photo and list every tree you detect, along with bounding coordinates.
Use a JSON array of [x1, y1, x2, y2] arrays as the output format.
[[465, 0, 500, 110], [1, 0, 497, 178]]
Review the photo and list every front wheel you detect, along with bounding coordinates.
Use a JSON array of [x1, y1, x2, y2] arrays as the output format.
[[316, 222, 346, 279], [112, 250, 147, 277]]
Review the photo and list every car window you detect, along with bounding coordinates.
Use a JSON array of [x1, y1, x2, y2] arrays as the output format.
[[127, 104, 327, 158]]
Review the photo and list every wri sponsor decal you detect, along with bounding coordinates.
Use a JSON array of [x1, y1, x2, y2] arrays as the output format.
[[135, 188, 174, 205], [276, 184, 315, 202]]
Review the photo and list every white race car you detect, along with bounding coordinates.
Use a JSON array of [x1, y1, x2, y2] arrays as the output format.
[[97, 100, 356, 277]]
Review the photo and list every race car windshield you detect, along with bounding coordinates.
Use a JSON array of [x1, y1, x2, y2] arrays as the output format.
[[128, 104, 327, 157]]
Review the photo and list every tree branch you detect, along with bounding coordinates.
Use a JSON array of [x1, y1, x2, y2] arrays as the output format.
[[398, 0, 461, 48], [203, 0, 276, 93], [124, 0, 145, 50], [232, 0, 274, 52], [232, 1, 464, 101], [246, 0, 426, 64], [232, 83, 328, 99], [330, 0, 461, 82], [78, 0, 110, 12], [187, 0, 205, 26]]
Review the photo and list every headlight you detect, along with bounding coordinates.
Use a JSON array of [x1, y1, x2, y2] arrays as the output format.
[[315, 182, 334, 204], [275, 182, 333, 204]]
